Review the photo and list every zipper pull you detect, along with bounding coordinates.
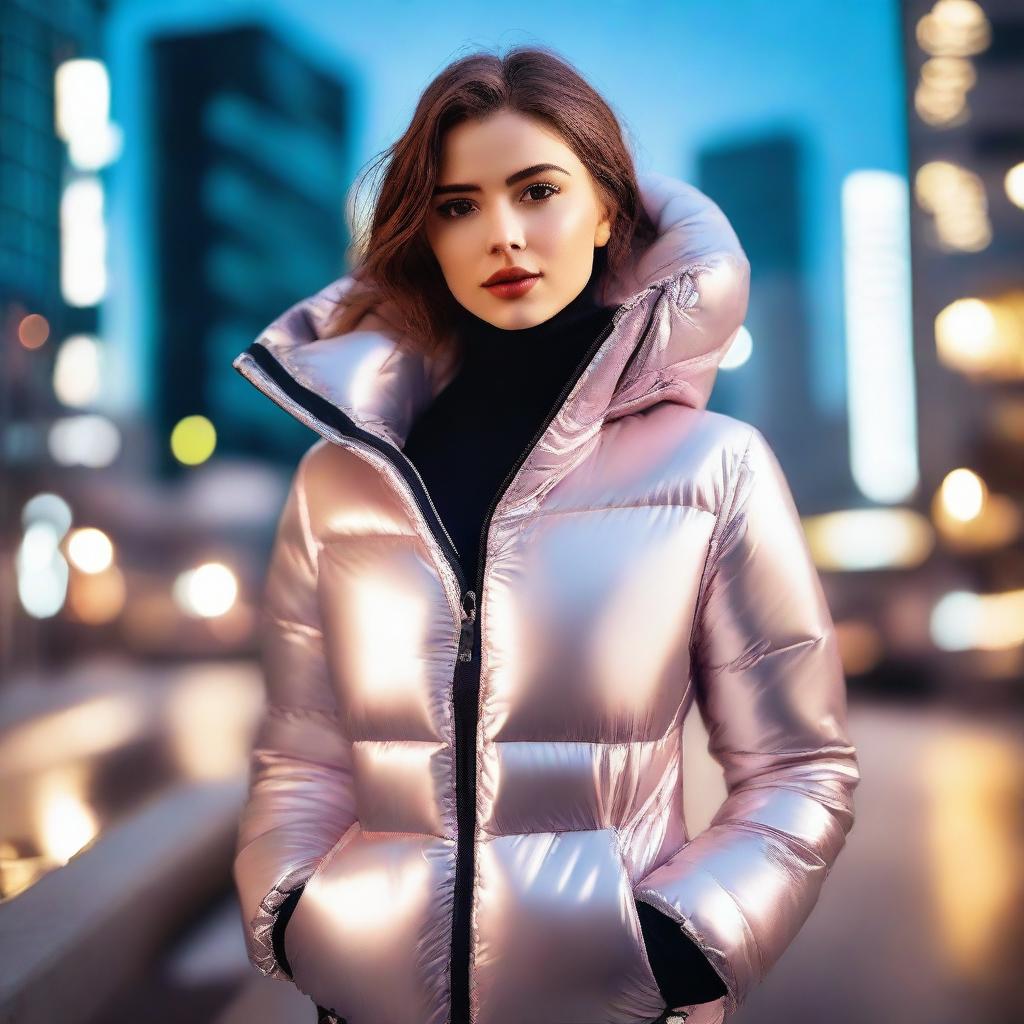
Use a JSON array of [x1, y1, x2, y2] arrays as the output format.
[[457, 589, 477, 662]]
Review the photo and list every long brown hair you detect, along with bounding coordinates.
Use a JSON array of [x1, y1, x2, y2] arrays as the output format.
[[323, 44, 657, 358]]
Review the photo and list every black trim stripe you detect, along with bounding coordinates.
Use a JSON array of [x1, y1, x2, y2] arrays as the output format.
[[242, 341, 468, 593]]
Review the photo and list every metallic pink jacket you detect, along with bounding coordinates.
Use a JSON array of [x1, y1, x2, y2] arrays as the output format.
[[231, 171, 860, 1024]]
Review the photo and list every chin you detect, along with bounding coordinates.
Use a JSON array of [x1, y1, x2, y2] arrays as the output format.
[[489, 304, 551, 331]]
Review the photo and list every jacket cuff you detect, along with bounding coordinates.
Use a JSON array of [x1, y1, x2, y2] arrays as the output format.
[[635, 898, 728, 1006]]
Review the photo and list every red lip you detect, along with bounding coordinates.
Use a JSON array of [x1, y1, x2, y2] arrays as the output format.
[[482, 266, 541, 286]]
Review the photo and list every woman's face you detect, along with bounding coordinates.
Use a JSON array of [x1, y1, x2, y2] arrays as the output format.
[[424, 109, 612, 330]]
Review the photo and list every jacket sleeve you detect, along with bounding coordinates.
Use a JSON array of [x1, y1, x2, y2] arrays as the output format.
[[232, 449, 359, 980], [634, 426, 860, 1017]]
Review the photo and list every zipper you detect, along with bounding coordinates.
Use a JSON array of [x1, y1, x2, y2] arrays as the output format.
[[457, 590, 477, 663], [236, 284, 664, 1024]]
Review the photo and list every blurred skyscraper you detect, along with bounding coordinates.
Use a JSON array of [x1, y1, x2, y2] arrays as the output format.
[[697, 131, 848, 508], [1, 0, 107, 434], [148, 23, 351, 474], [902, 0, 1024, 689], [1, 0, 110, 676]]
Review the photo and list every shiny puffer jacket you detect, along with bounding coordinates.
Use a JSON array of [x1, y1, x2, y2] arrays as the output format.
[[231, 171, 860, 1024]]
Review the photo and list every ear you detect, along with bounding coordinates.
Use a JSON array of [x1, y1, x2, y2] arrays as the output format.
[[594, 205, 613, 247]]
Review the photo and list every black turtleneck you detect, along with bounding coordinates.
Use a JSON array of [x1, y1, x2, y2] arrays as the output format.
[[272, 246, 729, 1012]]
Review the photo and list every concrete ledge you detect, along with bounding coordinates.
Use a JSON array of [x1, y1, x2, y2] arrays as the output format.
[[0, 777, 245, 1024]]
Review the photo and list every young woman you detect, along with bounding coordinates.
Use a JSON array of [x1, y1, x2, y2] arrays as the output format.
[[230, 46, 860, 1024]]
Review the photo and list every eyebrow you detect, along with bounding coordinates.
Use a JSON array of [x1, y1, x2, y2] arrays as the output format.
[[432, 163, 571, 196]]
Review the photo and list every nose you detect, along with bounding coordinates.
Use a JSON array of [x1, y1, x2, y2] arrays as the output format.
[[487, 201, 525, 255]]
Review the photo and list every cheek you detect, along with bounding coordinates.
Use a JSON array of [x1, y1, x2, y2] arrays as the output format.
[[534, 202, 594, 254]]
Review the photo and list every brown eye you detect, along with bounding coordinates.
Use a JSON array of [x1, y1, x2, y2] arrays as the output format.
[[523, 182, 559, 202], [436, 199, 474, 219]]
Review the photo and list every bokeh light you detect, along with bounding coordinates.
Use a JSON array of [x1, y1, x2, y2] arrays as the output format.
[[53, 334, 103, 408], [66, 565, 127, 624], [173, 562, 238, 618], [48, 414, 122, 468], [17, 522, 69, 619], [803, 508, 935, 571], [170, 415, 217, 466], [22, 492, 73, 538], [66, 527, 114, 574], [18, 313, 50, 350], [719, 325, 753, 369], [1006, 162, 1024, 210], [940, 467, 986, 522]]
